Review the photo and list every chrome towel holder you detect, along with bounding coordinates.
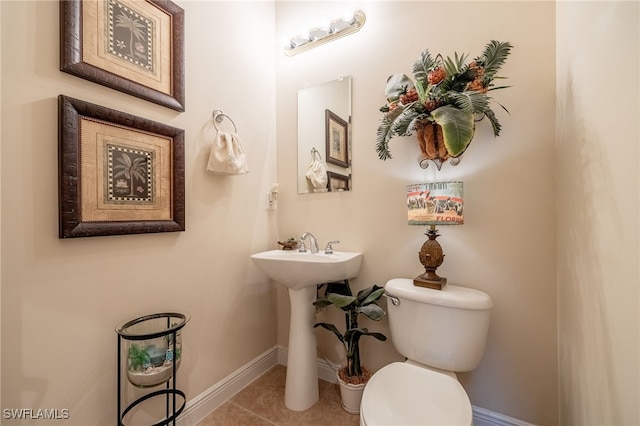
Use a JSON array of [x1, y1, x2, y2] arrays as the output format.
[[212, 109, 237, 133], [311, 147, 322, 161]]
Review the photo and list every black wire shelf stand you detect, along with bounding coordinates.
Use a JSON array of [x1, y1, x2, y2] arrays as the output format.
[[116, 312, 189, 426]]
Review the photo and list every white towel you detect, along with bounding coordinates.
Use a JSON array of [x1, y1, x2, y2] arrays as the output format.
[[305, 156, 327, 190], [207, 131, 249, 175]]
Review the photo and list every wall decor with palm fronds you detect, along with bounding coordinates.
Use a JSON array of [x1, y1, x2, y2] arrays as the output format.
[[376, 41, 513, 170]]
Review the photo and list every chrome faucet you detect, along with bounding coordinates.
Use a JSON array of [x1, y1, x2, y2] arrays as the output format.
[[298, 232, 319, 253], [324, 240, 340, 254]]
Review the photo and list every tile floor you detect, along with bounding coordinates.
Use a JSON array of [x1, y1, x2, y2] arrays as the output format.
[[196, 365, 360, 426]]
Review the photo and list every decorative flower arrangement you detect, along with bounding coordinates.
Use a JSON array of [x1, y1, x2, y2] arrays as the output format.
[[376, 40, 513, 169]]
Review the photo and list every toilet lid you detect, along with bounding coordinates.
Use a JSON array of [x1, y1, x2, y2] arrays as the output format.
[[361, 362, 472, 426]]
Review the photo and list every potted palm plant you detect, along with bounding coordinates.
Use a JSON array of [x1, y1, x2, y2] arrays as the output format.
[[376, 40, 513, 169], [313, 280, 387, 414]]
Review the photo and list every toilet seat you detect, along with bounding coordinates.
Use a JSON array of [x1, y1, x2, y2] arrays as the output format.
[[361, 362, 473, 426]]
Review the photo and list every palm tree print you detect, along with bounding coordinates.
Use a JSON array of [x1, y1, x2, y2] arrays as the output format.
[[115, 11, 147, 60], [113, 153, 147, 197]]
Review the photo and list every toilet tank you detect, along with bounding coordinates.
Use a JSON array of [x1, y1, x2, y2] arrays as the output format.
[[385, 278, 493, 372]]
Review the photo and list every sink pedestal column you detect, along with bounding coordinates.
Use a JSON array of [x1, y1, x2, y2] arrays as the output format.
[[285, 286, 319, 411]]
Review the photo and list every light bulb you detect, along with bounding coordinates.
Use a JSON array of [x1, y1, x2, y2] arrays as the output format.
[[342, 10, 354, 24]]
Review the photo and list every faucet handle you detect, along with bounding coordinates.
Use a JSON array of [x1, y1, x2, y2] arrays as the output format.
[[298, 240, 307, 252], [324, 240, 340, 254]]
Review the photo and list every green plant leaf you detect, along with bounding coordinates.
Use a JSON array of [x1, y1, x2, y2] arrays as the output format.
[[358, 286, 385, 306], [313, 323, 344, 343], [446, 91, 490, 114], [128, 343, 151, 371], [414, 79, 426, 103], [357, 304, 386, 321], [365, 331, 387, 342], [431, 105, 475, 157], [476, 40, 513, 80], [312, 298, 333, 308], [327, 293, 357, 309], [482, 108, 502, 136], [376, 102, 416, 161], [376, 115, 394, 160], [313, 284, 388, 377], [346, 328, 387, 343], [412, 49, 436, 86], [390, 103, 421, 136], [385, 74, 414, 101]]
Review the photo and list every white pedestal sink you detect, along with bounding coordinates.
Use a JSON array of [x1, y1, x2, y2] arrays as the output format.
[[250, 250, 363, 411]]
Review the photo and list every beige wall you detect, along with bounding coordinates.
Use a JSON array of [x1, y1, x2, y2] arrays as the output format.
[[1, 1, 278, 424], [3, 1, 639, 425], [0, 0, 3, 414], [557, 2, 640, 425], [275, 2, 558, 424]]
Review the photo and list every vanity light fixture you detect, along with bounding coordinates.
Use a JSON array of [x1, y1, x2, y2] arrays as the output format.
[[284, 10, 366, 56], [406, 181, 464, 290]]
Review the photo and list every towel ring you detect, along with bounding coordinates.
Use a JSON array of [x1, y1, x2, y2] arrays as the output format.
[[311, 147, 322, 161], [212, 109, 238, 133]]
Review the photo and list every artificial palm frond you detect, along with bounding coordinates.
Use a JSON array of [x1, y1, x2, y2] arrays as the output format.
[[443, 52, 468, 77], [446, 91, 490, 114], [376, 102, 425, 160], [376, 116, 394, 160], [412, 49, 436, 85], [482, 108, 502, 137], [391, 104, 421, 136], [487, 84, 512, 92], [476, 40, 513, 79], [445, 66, 477, 93]]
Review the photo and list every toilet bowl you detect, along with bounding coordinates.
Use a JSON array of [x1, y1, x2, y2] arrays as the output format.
[[361, 362, 472, 426], [360, 278, 492, 426]]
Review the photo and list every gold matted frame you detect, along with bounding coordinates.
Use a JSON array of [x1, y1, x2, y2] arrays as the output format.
[[60, 0, 185, 112], [327, 171, 350, 192], [58, 95, 185, 238], [325, 109, 349, 167]]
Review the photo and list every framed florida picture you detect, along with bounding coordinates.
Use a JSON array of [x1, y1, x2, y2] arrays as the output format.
[[58, 95, 185, 238], [60, 0, 185, 111], [325, 109, 349, 167]]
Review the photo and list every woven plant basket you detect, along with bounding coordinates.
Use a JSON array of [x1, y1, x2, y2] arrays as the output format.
[[415, 120, 449, 161]]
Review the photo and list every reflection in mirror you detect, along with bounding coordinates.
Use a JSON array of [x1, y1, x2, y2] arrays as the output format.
[[297, 77, 352, 193]]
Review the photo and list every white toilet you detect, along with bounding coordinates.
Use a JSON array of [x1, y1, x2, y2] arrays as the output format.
[[360, 278, 493, 426]]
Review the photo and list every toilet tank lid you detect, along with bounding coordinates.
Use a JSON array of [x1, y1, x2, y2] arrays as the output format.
[[385, 279, 493, 310]]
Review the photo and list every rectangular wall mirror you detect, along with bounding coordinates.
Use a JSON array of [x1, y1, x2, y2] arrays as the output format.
[[297, 77, 352, 193]]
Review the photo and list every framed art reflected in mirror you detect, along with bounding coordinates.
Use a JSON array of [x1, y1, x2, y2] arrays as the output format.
[[325, 109, 349, 168], [327, 171, 350, 192]]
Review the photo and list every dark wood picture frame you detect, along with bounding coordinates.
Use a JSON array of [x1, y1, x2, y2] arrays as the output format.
[[325, 109, 349, 167], [326, 171, 351, 192], [58, 95, 185, 238], [60, 0, 185, 112]]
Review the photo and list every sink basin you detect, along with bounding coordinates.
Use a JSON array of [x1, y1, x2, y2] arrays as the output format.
[[250, 249, 363, 411], [250, 250, 363, 289]]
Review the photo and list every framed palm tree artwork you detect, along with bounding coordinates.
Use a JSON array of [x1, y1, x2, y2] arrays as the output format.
[[58, 95, 185, 238], [60, 0, 185, 112]]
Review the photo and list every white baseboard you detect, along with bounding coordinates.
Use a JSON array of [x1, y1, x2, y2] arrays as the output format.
[[276, 345, 338, 383], [177, 345, 534, 426], [472, 405, 537, 426], [176, 346, 278, 426]]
